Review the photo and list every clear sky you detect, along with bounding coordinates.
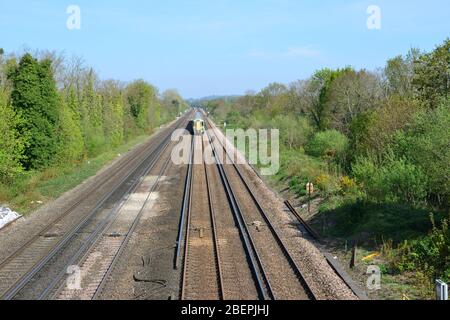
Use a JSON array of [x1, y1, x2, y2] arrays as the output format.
[[0, 0, 449, 98]]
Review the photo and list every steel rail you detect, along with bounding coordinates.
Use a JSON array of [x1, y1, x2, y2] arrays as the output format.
[[174, 135, 194, 270], [180, 136, 225, 300], [180, 136, 194, 299], [202, 137, 225, 300], [206, 119, 316, 300], [0, 115, 186, 272], [1, 115, 190, 300], [205, 126, 275, 300], [91, 142, 174, 300], [38, 126, 177, 300]]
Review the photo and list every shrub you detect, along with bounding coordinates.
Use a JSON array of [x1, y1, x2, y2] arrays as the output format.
[[306, 130, 348, 164], [270, 115, 313, 149], [315, 173, 340, 196], [392, 215, 450, 282], [352, 155, 428, 205], [340, 176, 358, 195], [393, 98, 450, 207]]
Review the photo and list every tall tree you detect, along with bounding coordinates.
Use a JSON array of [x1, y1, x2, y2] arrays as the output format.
[[125, 80, 159, 130], [384, 48, 420, 97], [326, 69, 382, 133], [414, 39, 450, 108], [82, 69, 105, 155], [299, 68, 351, 130], [8, 54, 59, 169], [101, 80, 124, 148], [0, 89, 26, 182], [57, 88, 84, 163]]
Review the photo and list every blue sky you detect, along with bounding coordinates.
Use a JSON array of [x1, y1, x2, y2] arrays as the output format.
[[0, 0, 449, 98]]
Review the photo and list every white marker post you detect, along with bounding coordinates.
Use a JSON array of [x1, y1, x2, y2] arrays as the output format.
[[436, 279, 448, 300]]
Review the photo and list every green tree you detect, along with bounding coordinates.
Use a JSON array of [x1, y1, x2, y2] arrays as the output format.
[[352, 155, 428, 205], [384, 48, 421, 97], [306, 130, 348, 165], [270, 115, 312, 150], [8, 54, 59, 169], [393, 98, 450, 207], [414, 39, 450, 108], [101, 81, 124, 148], [125, 80, 159, 130], [326, 69, 382, 133], [0, 90, 26, 182], [348, 96, 420, 163], [161, 89, 188, 121], [56, 88, 84, 163], [300, 68, 351, 130], [82, 70, 105, 156]]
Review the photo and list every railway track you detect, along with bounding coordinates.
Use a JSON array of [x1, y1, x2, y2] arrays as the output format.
[[0, 114, 191, 300], [51, 137, 174, 300], [180, 135, 224, 300], [205, 118, 316, 300]]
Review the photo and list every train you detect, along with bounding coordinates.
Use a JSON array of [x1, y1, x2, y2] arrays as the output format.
[[192, 110, 205, 135]]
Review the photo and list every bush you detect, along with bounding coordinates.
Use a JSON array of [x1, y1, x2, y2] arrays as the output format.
[[270, 115, 313, 149], [393, 98, 450, 207], [306, 130, 348, 165], [352, 155, 428, 205], [392, 215, 450, 282]]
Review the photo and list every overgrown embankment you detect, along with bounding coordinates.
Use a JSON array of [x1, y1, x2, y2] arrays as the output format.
[[0, 50, 189, 214], [199, 39, 450, 299]]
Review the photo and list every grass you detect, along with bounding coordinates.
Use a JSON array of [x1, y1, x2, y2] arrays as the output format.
[[314, 200, 444, 244], [0, 133, 154, 214], [259, 147, 447, 299]]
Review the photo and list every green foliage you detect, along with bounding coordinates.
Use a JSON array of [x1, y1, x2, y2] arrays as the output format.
[[414, 38, 450, 108], [326, 69, 382, 132], [201, 39, 450, 294], [270, 115, 312, 150], [305, 68, 352, 130], [56, 90, 84, 163], [160, 89, 188, 122], [348, 96, 420, 164], [384, 48, 420, 97], [82, 71, 105, 156], [0, 91, 26, 182], [318, 200, 440, 243], [352, 154, 428, 205], [272, 149, 328, 197], [393, 98, 450, 207], [101, 81, 124, 148], [305, 130, 348, 162], [8, 54, 59, 169], [392, 215, 450, 282], [125, 80, 160, 130]]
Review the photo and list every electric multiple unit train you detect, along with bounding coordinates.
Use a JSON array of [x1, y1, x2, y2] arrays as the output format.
[[192, 111, 205, 135]]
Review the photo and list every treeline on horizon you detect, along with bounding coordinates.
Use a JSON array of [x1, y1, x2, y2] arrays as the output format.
[[0, 49, 188, 184], [201, 39, 449, 287]]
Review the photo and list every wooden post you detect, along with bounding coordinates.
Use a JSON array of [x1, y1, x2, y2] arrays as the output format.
[[350, 242, 357, 269], [308, 192, 311, 214], [306, 182, 314, 215]]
